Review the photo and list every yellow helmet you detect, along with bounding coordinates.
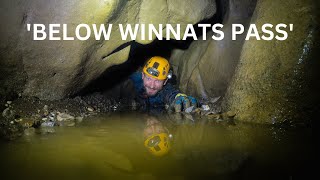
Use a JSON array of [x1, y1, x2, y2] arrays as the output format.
[[144, 132, 171, 156], [143, 56, 170, 80]]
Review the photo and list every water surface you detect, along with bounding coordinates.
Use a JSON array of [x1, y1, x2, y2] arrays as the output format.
[[0, 112, 314, 180]]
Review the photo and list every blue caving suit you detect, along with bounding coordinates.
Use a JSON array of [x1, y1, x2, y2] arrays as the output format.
[[129, 72, 180, 108]]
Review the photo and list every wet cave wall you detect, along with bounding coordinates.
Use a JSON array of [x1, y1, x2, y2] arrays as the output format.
[[171, 0, 320, 124], [1, 0, 320, 125], [0, 0, 216, 100], [223, 0, 320, 124]]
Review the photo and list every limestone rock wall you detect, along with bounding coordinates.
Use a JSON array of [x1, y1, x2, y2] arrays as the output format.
[[171, 0, 257, 99], [0, 0, 216, 100], [224, 0, 319, 123], [171, 0, 319, 123]]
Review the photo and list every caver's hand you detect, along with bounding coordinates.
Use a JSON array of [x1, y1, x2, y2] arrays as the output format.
[[172, 93, 197, 112]]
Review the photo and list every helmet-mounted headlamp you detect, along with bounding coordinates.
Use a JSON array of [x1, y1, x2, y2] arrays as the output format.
[[146, 67, 159, 78]]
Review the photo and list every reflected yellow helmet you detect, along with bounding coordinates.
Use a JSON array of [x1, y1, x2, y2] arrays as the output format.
[[144, 132, 171, 156], [143, 56, 170, 80]]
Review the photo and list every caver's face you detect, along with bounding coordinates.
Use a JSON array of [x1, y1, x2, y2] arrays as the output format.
[[142, 72, 166, 96]]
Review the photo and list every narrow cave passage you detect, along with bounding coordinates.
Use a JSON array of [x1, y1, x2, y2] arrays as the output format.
[[77, 0, 229, 104], [78, 40, 177, 98]]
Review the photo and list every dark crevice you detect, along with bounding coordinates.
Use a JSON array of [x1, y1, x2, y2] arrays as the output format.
[[169, 0, 228, 50]]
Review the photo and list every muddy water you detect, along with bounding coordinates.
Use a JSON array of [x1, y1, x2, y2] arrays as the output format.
[[0, 112, 314, 180]]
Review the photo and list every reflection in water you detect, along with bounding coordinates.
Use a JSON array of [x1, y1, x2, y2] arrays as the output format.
[[0, 112, 314, 179], [143, 115, 172, 157]]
